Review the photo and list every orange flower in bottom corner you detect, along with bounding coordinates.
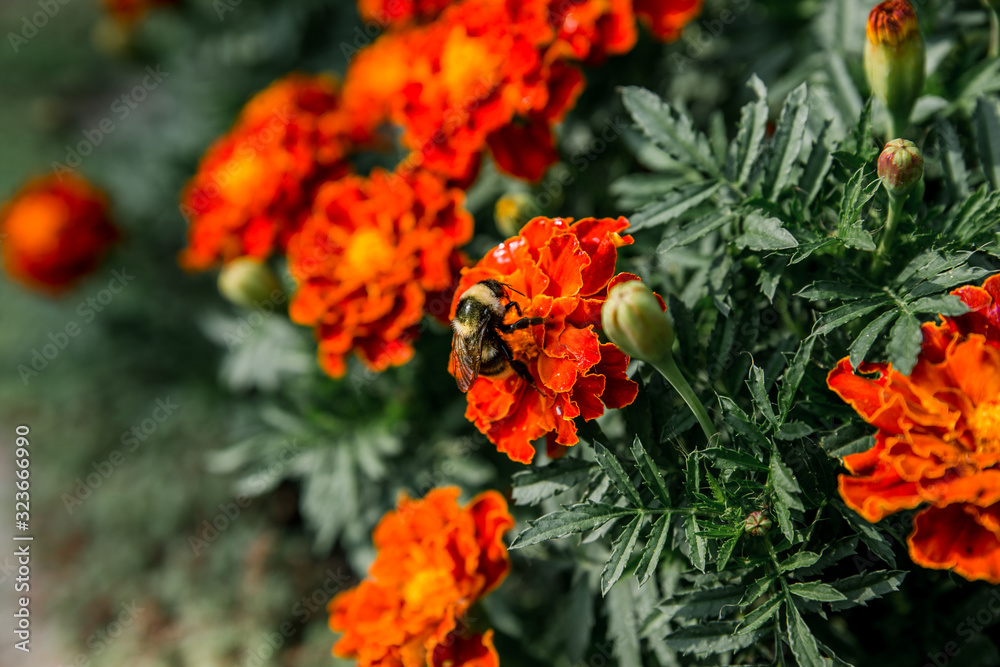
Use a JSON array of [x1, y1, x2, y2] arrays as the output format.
[[449, 217, 641, 464], [329, 487, 513, 667], [0, 174, 118, 296], [828, 274, 1000, 583]]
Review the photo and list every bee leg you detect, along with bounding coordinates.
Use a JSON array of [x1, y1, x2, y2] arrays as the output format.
[[497, 337, 536, 387], [505, 301, 523, 316], [499, 316, 544, 334]]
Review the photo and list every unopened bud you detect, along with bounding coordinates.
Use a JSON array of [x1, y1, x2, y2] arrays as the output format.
[[877, 139, 924, 197], [601, 280, 673, 364], [494, 192, 534, 238], [743, 511, 772, 537], [864, 0, 925, 138], [218, 257, 283, 309]]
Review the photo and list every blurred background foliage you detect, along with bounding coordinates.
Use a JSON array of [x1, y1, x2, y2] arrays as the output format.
[[1, 0, 999, 665]]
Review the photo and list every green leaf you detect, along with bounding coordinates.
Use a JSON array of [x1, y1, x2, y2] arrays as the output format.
[[779, 551, 822, 572], [621, 86, 721, 177], [789, 582, 849, 602], [909, 294, 969, 317], [975, 95, 1000, 191], [770, 453, 805, 511], [765, 83, 810, 199], [663, 621, 768, 656], [820, 423, 875, 458], [937, 119, 970, 201], [602, 516, 644, 595], [799, 119, 835, 206], [886, 313, 922, 375], [736, 212, 799, 251], [628, 181, 723, 232], [636, 514, 671, 586], [797, 281, 882, 302], [785, 599, 825, 667], [739, 575, 776, 608], [719, 396, 770, 451], [510, 503, 636, 549], [607, 579, 642, 667], [594, 444, 645, 508], [948, 186, 1000, 243], [645, 586, 746, 631], [837, 167, 879, 251], [717, 536, 739, 571], [848, 309, 896, 367], [658, 210, 733, 253], [748, 364, 779, 428], [776, 421, 814, 441], [631, 437, 671, 507], [829, 570, 907, 611], [736, 594, 782, 634], [511, 459, 594, 506], [685, 514, 708, 572], [835, 501, 897, 567], [699, 447, 769, 472], [778, 336, 816, 418], [812, 297, 891, 336], [729, 74, 770, 187]]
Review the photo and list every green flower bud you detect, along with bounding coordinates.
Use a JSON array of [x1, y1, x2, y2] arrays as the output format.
[[601, 280, 674, 364], [743, 511, 772, 537], [864, 0, 925, 138], [877, 138, 924, 197], [218, 257, 283, 309]]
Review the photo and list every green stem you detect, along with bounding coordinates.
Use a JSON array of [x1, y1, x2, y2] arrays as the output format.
[[872, 192, 905, 272], [989, 4, 1000, 58], [650, 353, 717, 443]]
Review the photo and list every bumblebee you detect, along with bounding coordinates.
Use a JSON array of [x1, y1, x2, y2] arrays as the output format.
[[450, 279, 544, 392]]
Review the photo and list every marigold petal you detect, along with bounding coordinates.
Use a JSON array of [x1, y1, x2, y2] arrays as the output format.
[[909, 504, 1000, 584]]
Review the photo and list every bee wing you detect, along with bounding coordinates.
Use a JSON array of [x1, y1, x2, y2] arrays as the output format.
[[450, 325, 486, 392]]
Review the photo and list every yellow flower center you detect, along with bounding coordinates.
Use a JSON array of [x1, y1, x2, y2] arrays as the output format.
[[219, 153, 270, 207], [403, 568, 453, 612], [344, 228, 396, 281], [970, 401, 1000, 453], [3, 194, 69, 256]]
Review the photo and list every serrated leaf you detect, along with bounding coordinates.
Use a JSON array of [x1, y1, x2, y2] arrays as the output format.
[[829, 570, 907, 611], [779, 551, 822, 572], [765, 83, 810, 199], [848, 309, 896, 368], [886, 314, 922, 375], [736, 594, 782, 634], [717, 536, 739, 571], [607, 579, 642, 667], [645, 585, 746, 634], [785, 599, 825, 667], [837, 166, 879, 251], [719, 396, 770, 451], [776, 421, 814, 440], [629, 181, 723, 232], [799, 119, 835, 206], [909, 294, 969, 317], [835, 500, 897, 567], [937, 119, 970, 201], [789, 582, 849, 602], [511, 459, 594, 506], [797, 281, 882, 302], [603, 516, 644, 595], [631, 437, 671, 507], [736, 212, 798, 251], [621, 86, 721, 177], [820, 424, 875, 458], [748, 364, 779, 428], [740, 575, 776, 608], [729, 74, 770, 187], [812, 298, 891, 336], [594, 444, 645, 508], [778, 336, 816, 418], [699, 447, 769, 471], [975, 96, 1000, 191], [510, 503, 636, 549], [658, 210, 733, 253], [948, 186, 1000, 243], [636, 513, 671, 586], [663, 621, 768, 656], [685, 514, 708, 572]]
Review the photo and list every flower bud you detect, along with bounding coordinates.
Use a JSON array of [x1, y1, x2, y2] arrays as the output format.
[[218, 257, 283, 309], [601, 280, 673, 364], [494, 192, 534, 238], [864, 0, 925, 138], [743, 511, 772, 537], [877, 139, 924, 197]]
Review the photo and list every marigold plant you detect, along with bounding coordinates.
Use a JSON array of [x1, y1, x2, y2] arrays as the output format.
[[328, 487, 512, 667], [449, 216, 640, 463], [828, 275, 1000, 583], [0, 173, 118, 296]]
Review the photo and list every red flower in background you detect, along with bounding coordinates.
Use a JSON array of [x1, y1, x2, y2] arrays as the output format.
[[329, 487, 512, 667], [828, 274, 1000, 583], [634, 0, 705, 42], [1, 174, 118, 296], [288, 168, 472, 378], [179, 74, 351, 270], [450, 216, 640, 464], [102, 0, 177, 24]]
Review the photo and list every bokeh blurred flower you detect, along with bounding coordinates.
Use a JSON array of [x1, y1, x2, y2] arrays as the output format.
[[288, 168, 472, 379], [828, 274, 1000, 583], [1, 173, 118, 296], [634, 0, 704, 42], [179, 73, 351, 270], [217, 257, 284, 309], [329, 487, 513, 667], [451, 216, 640, 463], [101, 0, 178, 24]]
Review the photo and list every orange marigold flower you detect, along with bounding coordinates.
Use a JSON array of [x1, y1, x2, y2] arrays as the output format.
[[329, 487, 513, 667], [828, 274, 1000, 583], [866, 0, 919, 47], [1, 174, 119, 296], [450, 216, 640, 463], [179, 74, 351, 271], [634, 0, 704, 42], [358, 0, 455, 26], [288, 168, 472, 379]]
